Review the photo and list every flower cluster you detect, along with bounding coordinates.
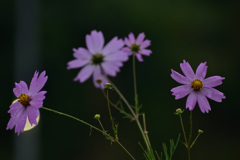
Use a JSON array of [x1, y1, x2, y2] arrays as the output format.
[[67, 30, 151, 88]]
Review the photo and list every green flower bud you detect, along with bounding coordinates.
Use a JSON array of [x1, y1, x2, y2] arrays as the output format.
[[104, 83, 112, 90], [96, 78, 102, 84], [94, 114, 101, 120], [175, 108, 184, 115], [198, 129, 203, 134]]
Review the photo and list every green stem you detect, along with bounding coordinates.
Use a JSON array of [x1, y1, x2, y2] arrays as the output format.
[[97, 119, 105, 132], [188, 111, 193, 144], [106, 89, 117, 139], [190, 133, 201, 149], [132, 54, 138, 113], [116, 140, 136, 160], [179, 114, 188, 145]]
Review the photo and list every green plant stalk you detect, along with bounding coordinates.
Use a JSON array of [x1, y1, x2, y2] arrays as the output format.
[[106, 89, 117, 139], [132, 54, 138, 113], [190, 132, 201, 149], [41, 107, 135, 160], [97, 119, 106, 132], [109, 80, 154, 159]]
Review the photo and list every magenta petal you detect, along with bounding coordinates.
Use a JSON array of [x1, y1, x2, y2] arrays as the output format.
[[86, 30, 104, 53], [136, 54, 144, 62], [104, 51, 129, 61], [6, 106, 25, 131], [29, 71, 48, 96], [180, 60, 195, 80], [140, 49, 152, 56], [30, 91, 47, 108], [13, 81, 29, 97], [202, 87, 225, 102], [15, 109, 28, 135], [67, 59, 89, 70], [74, 65, 94, 82], [128, 33, 135, 43], [203, 76, 225, 87], [102, 37, 124, 55], [186, 91, 198, 110], [136, 32, 145, 44], [197, 92, 211, 113], [195, 62, 207, 80], [27, 107, 39, 125], [101, 62, 118, 76], [171, 85, 192, 99], [171, 69, 191, 84], [124, 37, 131, 47]]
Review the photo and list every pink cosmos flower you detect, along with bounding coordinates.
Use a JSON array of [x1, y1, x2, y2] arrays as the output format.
[[6, 71, 48, 135], [123, 32, 152, 62], [67, 30, 129, 88], [171, 60, 225, 113]]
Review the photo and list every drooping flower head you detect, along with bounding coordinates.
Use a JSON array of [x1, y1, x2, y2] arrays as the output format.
[[123, 32, 152, 62], [67, 30, 129, 88], [171, 60, 225, 113], [7, 71, 48, 135]]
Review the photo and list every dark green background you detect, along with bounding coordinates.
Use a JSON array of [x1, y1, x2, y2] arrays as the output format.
[[1, 0, 240, 160]]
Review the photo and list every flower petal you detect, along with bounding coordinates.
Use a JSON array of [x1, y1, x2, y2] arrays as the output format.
[[186, 91, 198, 110], [101, 61, 120, 76], [140, 40, 151, 49], [102, 37, 124, 56], [201, 87, 225, 102], [72, 48, 92, 60], [124, 37, 131, 47], [203, 76, 225, 87], [92, 66, 108, 89], [197, 92, 211, 113], [171, 85, 192, 100], [195, 62, 207, 80], [13, 81, 29, 97], [30, 91, 47, 108], [140, 49, 152, 56], [104, 51, 129, 61], [27, 107, 39, 126], [180, 60, 195, 80], [136, 54, 144, 62], [128, 32, 135, 44], [86, 30, 104, 53], [136, 32, 145, 44], [171, 69, 191, 84], [14, 109, 28, 135], [67, 59, 89, 70], [29, 71, 48, 96], [74, 65, 95, 82]]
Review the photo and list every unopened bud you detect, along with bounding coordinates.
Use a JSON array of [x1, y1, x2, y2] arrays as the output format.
[[104, 83, 112, 90], [175, 108, 184, 115], [96, 78, 102, 84], [198, 129, 203, 134], [94, 114, 101, 120]]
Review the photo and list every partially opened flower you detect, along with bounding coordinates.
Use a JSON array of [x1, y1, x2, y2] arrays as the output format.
[[6, 71, 48, 135], [171, 60, 225, 113], [67, 30, 129, 88], [123, 32, 152, 62]]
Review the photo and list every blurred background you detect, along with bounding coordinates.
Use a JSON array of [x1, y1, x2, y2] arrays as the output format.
[[1, 0, 239, 160]]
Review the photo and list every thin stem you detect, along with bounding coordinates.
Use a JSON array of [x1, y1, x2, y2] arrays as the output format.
[[188, 111, 193, 144], [132, 54, 138, 113], [41, 107, 103, 133], [106, 89, 117, 139], [41, 107, 135, 160], [179, 114, 188, 145], [190, 133, 201, 149], [116, 140, 136, 160], [101, 89, 122, 112], [97, 119, 105, 132]]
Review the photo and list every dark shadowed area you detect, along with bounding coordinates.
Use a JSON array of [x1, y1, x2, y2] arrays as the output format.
[[1, 0, 240, 160]]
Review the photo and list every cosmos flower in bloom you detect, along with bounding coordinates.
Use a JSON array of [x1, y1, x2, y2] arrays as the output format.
[[123, 32, 152, 62], [171, 60, 225, 113], [6, 71, 48, 135], [67, 30, 129, 88]]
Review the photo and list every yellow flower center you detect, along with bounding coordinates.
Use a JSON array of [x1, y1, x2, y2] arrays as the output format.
[[191, 79, 203, 90], [18, 93, 30, 107], [130, 44, 140, 53]]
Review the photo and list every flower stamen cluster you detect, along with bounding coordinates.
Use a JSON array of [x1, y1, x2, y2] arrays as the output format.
[[191, 79, 203, 90], [91, 53, 104, 65], [18, 93, 30, 107]]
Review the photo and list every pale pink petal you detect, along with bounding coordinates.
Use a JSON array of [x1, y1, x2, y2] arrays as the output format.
[[29, 71, 48, 96], [73, 48, 92, 60], [195, 62, 207, 80], [171, 85, 192, 100], [124, 37, 131, 47], [140, 49, 152, 56], [6, 105, 25, 130], [140, 40, 151, 49], [186, 91, 198, 110], [203, 76, 225, 87], [136, 32, 145, 44], [128, 33, 135, 43], [92, 66, 108, 89], [180, 60, 195, 80], [102, 37, 124, 55], [171, 69, 191, 84], [101, 62, 118, 76], [27, 107, 39, 125], [67, 59, 89, 70], [122, 47, 133, 55], [13, 81, 29, 97], [86, 30, 104, 54], [104, 51, 129, 61], [74, 65, 95, 82], [136, 54, 144, 62], [197, 92, 211, 113], [201, 87, 225, 102], [30, 91, 47, 108]]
